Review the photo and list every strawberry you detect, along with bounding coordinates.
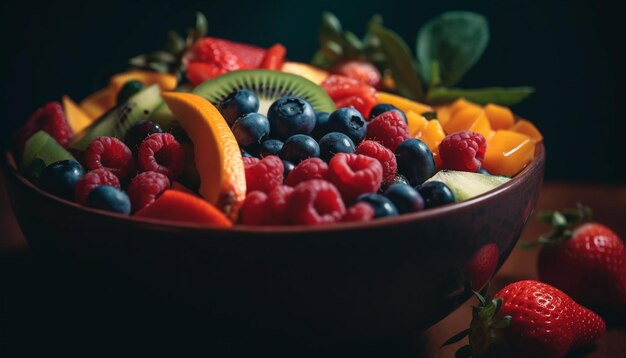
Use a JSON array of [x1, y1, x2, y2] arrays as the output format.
[[443, 280, 606, 357], [260, 43, 286, 70], [332, 60, 382, 88], [529, 205, 626, 314], [320, 74, 377, 118]]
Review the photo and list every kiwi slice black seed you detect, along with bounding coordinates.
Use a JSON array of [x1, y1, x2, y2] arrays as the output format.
[[192, 69, 336, 115]]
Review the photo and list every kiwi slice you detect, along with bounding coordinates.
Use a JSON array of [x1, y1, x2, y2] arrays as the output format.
[[70, 84, 163, 150], [425, 170, 510, 202], [20, 131, 76, 181], [193, 69, 336, 115]]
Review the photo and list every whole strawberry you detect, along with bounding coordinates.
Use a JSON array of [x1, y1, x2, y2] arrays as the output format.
[[443, 280, 606, 357], [532, 206, 626, 314]]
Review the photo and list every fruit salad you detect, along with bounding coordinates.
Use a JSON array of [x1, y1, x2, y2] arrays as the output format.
[[11, 11, 543, 227]]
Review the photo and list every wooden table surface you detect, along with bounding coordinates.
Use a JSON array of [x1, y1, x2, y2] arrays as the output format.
[[1, 175, 625, 357]]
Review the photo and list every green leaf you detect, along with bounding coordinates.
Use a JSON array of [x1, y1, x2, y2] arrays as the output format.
[[369, 22, 424, 100], [417, 11, 489, 87], [516, 241, 539, 249], [427, 86, 534, 105], [551, 211, 567, 228], [166, 31, 185, 55], [319, 12, 343, 44], [195, 12, 208, 37], [455, 344, 473, 358], [441, 328, 471, 347], [490, 315, 512, 329]]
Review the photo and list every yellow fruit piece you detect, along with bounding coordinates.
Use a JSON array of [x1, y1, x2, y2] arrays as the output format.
[[434, 105, 452, 127], [62, 95, 95, 134], [444, 106, 493, 139], [483, 130, 535, 177], [377, 92, 433, 115], [415, 119, 446, 169], [449, 98, 481, 116], [109, 70, 177, 93], [407, 110, 429, 137], [484, 103, 515, 130], [161, 92, 246, 221], [280, 62, 329, 85], [509, 119, 543, 143], [80, 87, 117, 119]]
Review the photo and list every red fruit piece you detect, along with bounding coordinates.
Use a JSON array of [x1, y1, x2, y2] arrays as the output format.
[[439, 130, 487, 172], [288, 179, 345, 225], [17, 102, 72, 152], [240, 191, 271, 225], [365, 110, 410, 152], [332, 60, 381, 88], [327, 153, 383, 201], [244, 155, 284, 193], [538, 222, 626, 313], [463, 243, 499, 291], [137, 133, 185, 180], [342, 202, 375, 222], [260, 43, 286, 70], [285, 157, 329, 187], [494, 280, 606, 357], [242, 157, 260, 166], [74, 168, 121, 205], [186, 63, 225, 86], [128, 171, 171, 212], [266, 185, 294, 225], [83, 136, 135, 179], [321, 74, 377, 118], [355, 140, 397, 182]]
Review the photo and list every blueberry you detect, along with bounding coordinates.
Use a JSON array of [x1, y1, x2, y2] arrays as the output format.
[[369, 103, 407, 123], [318, 132, 355, 161], [279, 134, 320, 164], [356, 193, 399, 218], [477, 168, 491, 175], [311, 111, 330, 139], [86, 185, 131, 215], [417, 181, 455, 209], [232, 113, 270, 147], [384, 183, 424, 214], [327, 107, 367, 144], [117, 80, 144, 104], [218, 89, 260, 126], [282, 159, 295, 178], [124, 120, 163, 155], [39, 160, 84, 200], [380, 174, 410, 193], [395, 138, 436, 186], [260, 139, 284, 157], [268, 96, 316, 140]]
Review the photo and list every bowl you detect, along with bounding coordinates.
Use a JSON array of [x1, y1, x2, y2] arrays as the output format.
[[1, 144, 544, 351]]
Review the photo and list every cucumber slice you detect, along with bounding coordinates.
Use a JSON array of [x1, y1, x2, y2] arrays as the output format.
[[425, 170, 510, 202], [70, 84, 163, 150], [20, 131, 76, 181]]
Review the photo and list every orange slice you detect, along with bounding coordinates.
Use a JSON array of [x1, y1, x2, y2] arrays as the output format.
[[280, 62, 329, 85], [80, 87, 117, 119], [62, 95, 95, 133], [377, 92, 433, 115], [161, 92, 246, 220], [109, 70, 177, 94]]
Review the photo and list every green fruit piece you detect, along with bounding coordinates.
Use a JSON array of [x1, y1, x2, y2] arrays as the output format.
[[70, 84, 163, 150], [20, 131, 76, 181], [425, 170, 510, 202], [116, 80, 145, 105]]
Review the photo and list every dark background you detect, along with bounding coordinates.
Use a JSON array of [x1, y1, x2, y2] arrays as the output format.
[[1, 0, 623, 182]]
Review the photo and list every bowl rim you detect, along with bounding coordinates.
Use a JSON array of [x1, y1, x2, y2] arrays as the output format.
[[3, 143, 544, 235]]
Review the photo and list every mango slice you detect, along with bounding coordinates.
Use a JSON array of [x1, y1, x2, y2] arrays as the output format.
[[80, 87, 117, 119], [483, 130, 535, 177], [484, 103, 515, 130], [62, 95, 95, 134], [509, 119, 543, 143], [280, 62, 329, 85], [377, 92, 433, 115], [433, 105, 452, 127], [407, 110, 429, 138], [449, 98, 481, 116], [415, 119, 446, 169], [444, 106, 493, 139]]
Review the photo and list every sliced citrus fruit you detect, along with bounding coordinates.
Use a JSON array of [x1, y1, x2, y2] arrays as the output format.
[[80, 87, 117, 119], [161, 92, 246, 220], [109, 70, 177, 94]]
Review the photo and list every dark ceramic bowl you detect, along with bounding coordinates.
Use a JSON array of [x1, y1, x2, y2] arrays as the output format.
[[2, 145, 544, 351]]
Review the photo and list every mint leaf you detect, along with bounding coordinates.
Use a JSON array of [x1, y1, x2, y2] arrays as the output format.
[[370, 22, 424, 100], [427, 86, 534, 105], [417, 11, 489, 87]]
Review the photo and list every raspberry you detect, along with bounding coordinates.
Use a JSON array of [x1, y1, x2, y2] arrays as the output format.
[[74, 168, 121, 205], [244, 155, 284, 193], [285, 158, 329, 187], [83, 136, 135, 179], [439, 130, 487, 172], [342, 202, 375, 222], [355, 140, 397, 182], [240, 191, 271, 225], [288, 179, 345, 225], [266, 185, 294, 225], [137, 133, 185, 180], [242, 156, 260, 166], [327, 153, 383, 202], [365, 110, 410, 152], [17, 102, 72, 152], [127, 171, 171, 212]]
